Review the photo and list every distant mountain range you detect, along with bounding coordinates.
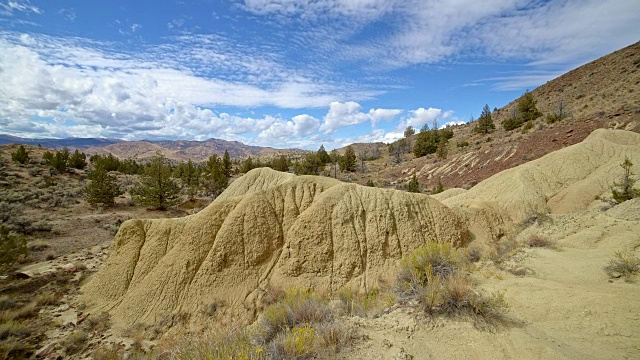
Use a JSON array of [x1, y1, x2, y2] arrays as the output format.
[[0, 134, 304, 161]]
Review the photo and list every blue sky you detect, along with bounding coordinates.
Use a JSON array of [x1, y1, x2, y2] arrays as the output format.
[[0, 0, 638, 149]]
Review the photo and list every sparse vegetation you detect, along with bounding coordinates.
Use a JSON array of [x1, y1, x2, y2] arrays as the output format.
[[611, 156, 639, 203], [604, 251, 640, 282], [64, 330, 89, 354], [0, 226, 28, 274], [407, 174, 420, 193], [394, 242, 508, 324], [525, 234, 556, 249], [11, 145, 29, 165]]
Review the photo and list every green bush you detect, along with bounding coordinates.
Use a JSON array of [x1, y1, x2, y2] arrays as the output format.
[[502, 117, 523, 131], [611, 157, 639, 203], [456, 141, 469, 148], [11, 146, 29, 165]]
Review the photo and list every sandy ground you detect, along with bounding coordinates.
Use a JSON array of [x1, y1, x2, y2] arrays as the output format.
[[339, 204, 640, 360]]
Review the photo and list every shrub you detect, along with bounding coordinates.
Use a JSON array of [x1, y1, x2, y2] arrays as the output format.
[[0, 226, 28, 274], [10, 146, 29, 165], [525, 234, 556, 248], [63, 330, 88, 354], [520, 120, 534, 133], [337, 288, 394, 317], [407, 174, 420, 193], [36, 293, 59, 306], [456, 141, 469, 148], [0, 321, 30, 340], [502, 117, 523, 131], [611, 157, 639, 203], [394, 242, 508, 323], [604, 251, 640, 282], [85, 312, 111, 332]]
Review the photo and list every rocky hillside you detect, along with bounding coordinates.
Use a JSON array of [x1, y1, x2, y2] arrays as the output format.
[[377, 41, 640, 190]]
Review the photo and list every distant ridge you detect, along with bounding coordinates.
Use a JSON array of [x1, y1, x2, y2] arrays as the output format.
[[0, 134, 304, 161]]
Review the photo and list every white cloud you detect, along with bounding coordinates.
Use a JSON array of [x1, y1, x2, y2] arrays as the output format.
[[402, 107, 442, 129], [319, 101, 402, 134], [257, 114, 320, 140], [1, 0, 42, 15], [244, 0, 640, 77], [440, 121, 465, 128]]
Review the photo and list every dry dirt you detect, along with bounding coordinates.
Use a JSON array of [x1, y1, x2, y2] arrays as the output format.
[[340, 202, 640, 360]]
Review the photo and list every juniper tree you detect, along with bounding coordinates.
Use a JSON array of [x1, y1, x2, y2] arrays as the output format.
[[339, 146, 357, 172], [205, 154, 228, 197], [271, 155, 289, 172], [11, 145, 29, 164], [222, 150, 232, 177], [329, 149, 340, 178], [68, 149, 88, 169], [407, 174, 420, 193], [84, 166, 123, 207], [316, 145, 331, 165], [612, 157, 640, 203], [473, 104, 495, 134], [131, 153, 181, 210]]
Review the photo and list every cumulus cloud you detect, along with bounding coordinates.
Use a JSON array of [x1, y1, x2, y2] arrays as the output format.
[[319, 101, 402, 134]]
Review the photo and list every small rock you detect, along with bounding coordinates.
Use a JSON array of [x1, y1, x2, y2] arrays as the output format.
[[382, 339, 393, 348]]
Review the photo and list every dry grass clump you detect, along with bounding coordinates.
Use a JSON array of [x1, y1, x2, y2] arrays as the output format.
[[35, 293, 59, 306], [489, 236, 522, 263], [525, 234, 557, 249], [161, 328, 261, 360], [85, 311, 111, 332], [337, 287, 395, 318], [0, 321, 30, 340], [394, 242, 509, 326], [15, 302, 38, 319], [63, 330, 88, 354], [160, 288, 353, 360], [604, 251, 640, 282]]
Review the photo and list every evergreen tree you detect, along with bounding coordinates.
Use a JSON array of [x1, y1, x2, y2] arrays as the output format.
[[366, 179, 375, 187], [404, 126, 415, 138], [240, 157, 254, 174], [42, 150, 54, 165], [407, 174, 420, 193], [413, 130, 439, 157], [293, 153, 322, 175], [271, 155, 289, 172], [222, 150, 232, 177], [50, 148, 69, 172], [206, 155, 228, 197], [329, 149, 340, 178], [612, 157, 640, 203], [316, 145, 331, 165], [473, 104, 495, 134], [11, 145, 30, 164], [180, 159, 200, 199], [518, 90, 542, 122], [339, 146, 357, 172], [68, 149, 88, 169], [84, 166, 123, 207], [131, 153, 181, 210]]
